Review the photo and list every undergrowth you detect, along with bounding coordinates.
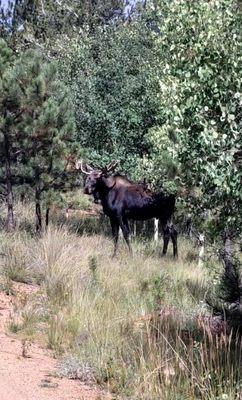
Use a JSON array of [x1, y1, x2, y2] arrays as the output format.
[[0, 202, 241, 399]]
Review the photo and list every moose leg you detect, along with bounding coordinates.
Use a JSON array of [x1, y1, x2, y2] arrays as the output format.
[[161, 223, 171, 256], [171, 224, 178, 258], [119, 216, 132, 254], [110, 217, 119, 258]]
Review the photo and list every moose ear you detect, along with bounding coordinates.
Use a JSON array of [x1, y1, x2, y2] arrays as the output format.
[[101, 176, 116, 189]]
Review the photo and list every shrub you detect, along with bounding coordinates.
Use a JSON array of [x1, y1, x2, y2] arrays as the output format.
[[59, 356, 95, 383]]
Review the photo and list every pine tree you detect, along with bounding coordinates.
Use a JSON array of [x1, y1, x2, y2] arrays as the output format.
[[0, 39, 19, 231], [0, 43, 78, 232], [13, 49, 78, 231]]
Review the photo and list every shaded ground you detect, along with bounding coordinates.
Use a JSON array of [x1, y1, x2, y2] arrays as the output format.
[[0, 283, 109, 400]]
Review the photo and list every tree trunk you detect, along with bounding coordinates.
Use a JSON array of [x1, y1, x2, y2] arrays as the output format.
[[198, 233, 205, 267], [35, 188, 42, 233], [4, 134, 15, 232], [154, 218, 159, 243], [45, 207, 50, 228], [20, 192, 25, 204], [133, 221, 137, 237], [186, 214, 193, 238], [141, 221, 146, 236]]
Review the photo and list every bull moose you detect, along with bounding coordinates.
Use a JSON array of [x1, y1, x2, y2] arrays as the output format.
[[76, 160, 178, 258]]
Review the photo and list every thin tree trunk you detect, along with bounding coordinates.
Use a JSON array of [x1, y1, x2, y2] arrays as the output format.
[[141, 221, 146, 236], [4, 134, 15, 232], [133, 221, 137, 237], [45, 207, 50, 228], [186, 214, 193, 238], [20, 192, 25, 204], [35, 188, 42, 233], [119, 227, 123, 239], [154, 218, 159, 243], [198, 233, 205, 267]]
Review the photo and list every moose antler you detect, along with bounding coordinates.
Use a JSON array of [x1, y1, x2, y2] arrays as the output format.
[[76, 160, 93, 175], [105, 160, 119, 173]]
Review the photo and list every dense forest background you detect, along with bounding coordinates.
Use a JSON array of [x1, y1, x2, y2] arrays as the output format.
[[0, 0, 241, 236]]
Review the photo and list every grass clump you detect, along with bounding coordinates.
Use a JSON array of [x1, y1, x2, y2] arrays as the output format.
[[0, 276, 16, 296], [8, 320, 22, 334], [1, 239, 31, 284]]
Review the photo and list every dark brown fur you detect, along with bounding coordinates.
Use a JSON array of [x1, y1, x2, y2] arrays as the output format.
[[83, 170, 178, 257]]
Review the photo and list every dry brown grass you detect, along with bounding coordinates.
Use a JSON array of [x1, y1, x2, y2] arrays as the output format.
[[0, 203, 241, 399]]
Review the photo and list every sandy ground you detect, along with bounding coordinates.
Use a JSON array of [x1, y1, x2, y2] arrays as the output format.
[[0, 283, 109, 400]]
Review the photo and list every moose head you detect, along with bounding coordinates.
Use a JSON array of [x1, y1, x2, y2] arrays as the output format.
[[76, 160, 119, 196]]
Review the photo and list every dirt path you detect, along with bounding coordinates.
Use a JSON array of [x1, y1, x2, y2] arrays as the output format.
[[0, 284, 109, 400]]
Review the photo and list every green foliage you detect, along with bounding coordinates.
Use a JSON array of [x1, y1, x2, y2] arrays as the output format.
[[0, 39, 17, 165], [59, 19, 163, 180], [14, 49, 77, 172], [1, 1, 241, 236], [209, 256, 242, 333], [0, 40, 78, 229], [156, 0, 241, 233], [0, 0, 125, 49]]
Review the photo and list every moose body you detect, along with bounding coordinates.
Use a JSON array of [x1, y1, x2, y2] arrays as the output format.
[[77, 161, 178, 257]]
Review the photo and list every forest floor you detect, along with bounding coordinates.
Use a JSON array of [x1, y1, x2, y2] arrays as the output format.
[[0, 282, 109, 400]]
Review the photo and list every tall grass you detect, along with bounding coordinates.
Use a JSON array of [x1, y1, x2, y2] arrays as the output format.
[[0, 203, 241, 399]]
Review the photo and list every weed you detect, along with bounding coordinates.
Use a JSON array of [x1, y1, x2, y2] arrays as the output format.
[[0, 277, 15, 296], [88, 255, 98, 283], [59, 356, 95, 383], [8, 320, 22, 334], [47, 313, 65, 354]]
